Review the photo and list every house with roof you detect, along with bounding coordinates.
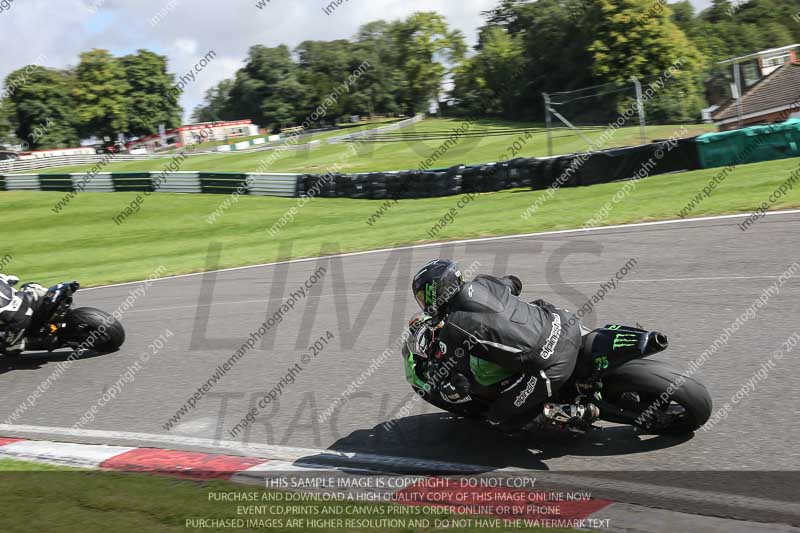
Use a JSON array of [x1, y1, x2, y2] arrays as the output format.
[[712, 47, 800, 131], [720, 45, 800, 88], [712, 62, 800, 131]]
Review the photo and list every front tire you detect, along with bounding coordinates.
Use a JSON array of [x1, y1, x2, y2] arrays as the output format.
[[65, 307, 125, 353], [600, 359, 712, 434]]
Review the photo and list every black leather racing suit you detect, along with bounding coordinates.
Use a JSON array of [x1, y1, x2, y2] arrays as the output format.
[[435, 274, 583, 428], [0, 278, 44, 353]]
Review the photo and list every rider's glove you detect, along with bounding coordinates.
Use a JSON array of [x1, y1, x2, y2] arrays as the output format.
[[505, 275, 523, 296], [439, 372, 471, 403], [0, 274, 19, 286], [531, 298, 558, 313]]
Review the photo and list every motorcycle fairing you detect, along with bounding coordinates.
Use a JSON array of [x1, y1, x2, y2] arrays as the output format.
[[573, 324, 669, 378], [470, 355, 515, 386], [404, 352, 432, 392]]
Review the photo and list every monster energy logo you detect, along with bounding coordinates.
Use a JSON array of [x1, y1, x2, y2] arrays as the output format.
[[613, 333, 638, 349]]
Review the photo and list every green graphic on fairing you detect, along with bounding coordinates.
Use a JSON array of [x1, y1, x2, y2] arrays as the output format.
[[613, 333, 638, 349], [404, 314, 435, 391], [404, 353, 431, 392], [470, 356, 515, 386], [594, 355, 609, 370]]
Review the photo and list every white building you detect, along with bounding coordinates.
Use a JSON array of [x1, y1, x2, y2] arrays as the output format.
[[127, 120, 260, 153]]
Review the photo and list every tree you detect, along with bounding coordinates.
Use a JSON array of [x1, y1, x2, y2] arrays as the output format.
[[667, 0, 800, 107], [452, 25, 525, 117], [226, 45, 306, 131], [474, 0, 601, 119], [120, 50, 182, 136], [73, 49, 130, 139], [390, 12, 467, 114], [587, 0, 706, 122], [465, 0, 716, 122], [262, 76, 306, 127], [351, 20, 404, 116], [296, 39, 355, 119], [0, 101, 13, 147], [701, 0, 735, 23], [689, 0, 800, 59], [670, 1, 696, 29], [191, 13, 467, 124], [192, 79, 234, 123], [3, 67, 80, 149]]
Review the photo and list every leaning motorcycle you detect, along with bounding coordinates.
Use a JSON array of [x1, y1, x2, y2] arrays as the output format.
[[1, 281, 125, 356], [403, 315, 712, 435]]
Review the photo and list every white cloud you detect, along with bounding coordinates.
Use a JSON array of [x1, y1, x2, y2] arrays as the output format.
[[0, 0, 713, 124]]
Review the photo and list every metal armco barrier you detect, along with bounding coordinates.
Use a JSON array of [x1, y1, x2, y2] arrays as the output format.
[[248, 174, 300, 197], [154, 173, 202, 194], [3, 174, 40, 190], [0, 171, 302, 199], [75, 173, 115, 192]]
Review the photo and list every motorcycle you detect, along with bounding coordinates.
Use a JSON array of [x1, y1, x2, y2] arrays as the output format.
[[403, 315, 712, 435], [1, 281, 125, 357]]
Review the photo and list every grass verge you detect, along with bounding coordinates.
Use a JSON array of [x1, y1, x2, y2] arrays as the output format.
[[1, 157, 798, 287], [0, 459, 577, 533], [28, 119, 713, 176]]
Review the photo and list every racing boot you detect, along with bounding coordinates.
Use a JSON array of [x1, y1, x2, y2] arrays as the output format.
[[3, 330, 26, 356], [525, 403, 600, 433]]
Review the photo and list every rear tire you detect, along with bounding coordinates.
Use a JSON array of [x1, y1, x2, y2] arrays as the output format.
[[600, 359, 712, 434], [65, 307, 125, 353]]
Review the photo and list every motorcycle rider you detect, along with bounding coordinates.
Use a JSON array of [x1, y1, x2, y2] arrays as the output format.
[[411, 259, 598, 433], [0, 273, 48, 355]]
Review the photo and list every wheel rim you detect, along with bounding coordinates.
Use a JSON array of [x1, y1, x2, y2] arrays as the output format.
[[70, 323, 111, 349], [617, 390, 690, 431]]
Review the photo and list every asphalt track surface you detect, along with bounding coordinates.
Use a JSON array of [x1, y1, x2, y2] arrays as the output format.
[[2, 212, 799, 524]]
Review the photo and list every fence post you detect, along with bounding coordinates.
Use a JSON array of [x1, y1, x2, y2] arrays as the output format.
[[632, 77, 647, 145], [733, 62, 744, 129], [543, 93, 553, 157]]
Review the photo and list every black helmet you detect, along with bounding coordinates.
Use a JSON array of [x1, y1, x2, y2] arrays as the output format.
[[412, 259, 464, 319]]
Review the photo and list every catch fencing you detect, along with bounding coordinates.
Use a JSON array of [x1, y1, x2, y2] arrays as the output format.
[[326, 115, 424, 143]]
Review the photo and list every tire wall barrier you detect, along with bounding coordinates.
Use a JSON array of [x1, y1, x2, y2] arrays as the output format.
[[4, 121, 799, 200]]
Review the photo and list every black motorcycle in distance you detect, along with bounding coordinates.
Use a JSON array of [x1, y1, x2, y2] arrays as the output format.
[[1, 281, 125, 357]]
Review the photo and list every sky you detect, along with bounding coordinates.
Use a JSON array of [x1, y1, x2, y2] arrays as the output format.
[[0, 0, 713, 123]]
